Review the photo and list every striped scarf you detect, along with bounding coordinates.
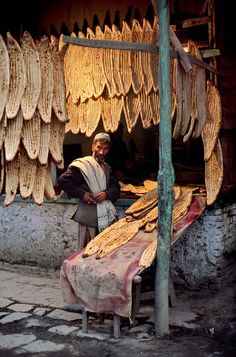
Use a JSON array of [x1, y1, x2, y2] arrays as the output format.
[[70, 156, 117, 232]]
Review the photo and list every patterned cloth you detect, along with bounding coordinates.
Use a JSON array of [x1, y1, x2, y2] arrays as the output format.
[[60, 195, 206, 318], [70, 156, 117, 232]]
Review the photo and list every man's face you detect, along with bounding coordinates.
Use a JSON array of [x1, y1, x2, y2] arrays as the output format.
[[92, 140, 110, 162]]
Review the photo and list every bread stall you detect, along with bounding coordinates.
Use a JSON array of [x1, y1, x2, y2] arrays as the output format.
[[0, 0, 235, 331]]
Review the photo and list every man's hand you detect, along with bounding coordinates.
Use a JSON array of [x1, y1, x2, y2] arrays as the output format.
[[82, 192, 96, 205], [95, 191, 107, 203]]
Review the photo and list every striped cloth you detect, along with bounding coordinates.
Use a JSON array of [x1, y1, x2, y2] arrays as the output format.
[[70, 156, 117, 232]]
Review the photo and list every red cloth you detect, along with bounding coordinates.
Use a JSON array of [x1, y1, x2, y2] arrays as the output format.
[[60, 195, 206, 318]]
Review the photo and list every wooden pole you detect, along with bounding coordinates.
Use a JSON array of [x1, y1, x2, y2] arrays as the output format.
[[152, 0, 175, 336]]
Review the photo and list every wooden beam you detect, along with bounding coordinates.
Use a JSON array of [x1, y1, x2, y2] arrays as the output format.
[[62, 35, 158, 53], [201, 48, 220, 58], [179, 16, 210, 28], [153, 0, 175, 337]]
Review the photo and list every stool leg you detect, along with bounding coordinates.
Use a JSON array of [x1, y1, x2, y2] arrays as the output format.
[[131, 283, 136, 323], [169, 276, 177, 307], [99, 313, 105, 323], [113, 314, 121, 339], [82, 310, 88, 333]]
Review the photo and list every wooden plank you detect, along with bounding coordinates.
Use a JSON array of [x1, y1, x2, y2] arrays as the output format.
[[201, 48, 220, 58], [62, 35, 158, 53], [188, 53, 219, 74], [179, 16, 210, 28], [169, 27, 192, 72]]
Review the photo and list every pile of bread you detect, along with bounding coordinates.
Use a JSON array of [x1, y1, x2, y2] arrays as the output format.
[[83, 181, 205, 266]]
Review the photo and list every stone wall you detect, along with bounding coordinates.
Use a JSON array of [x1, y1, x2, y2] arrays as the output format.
[[0, 197, 235, 288], [170, 203, 236, 289], [0, 199, 79, 269]]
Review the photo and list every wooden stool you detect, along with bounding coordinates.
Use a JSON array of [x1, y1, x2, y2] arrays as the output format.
[[82, 274, 177, 339]]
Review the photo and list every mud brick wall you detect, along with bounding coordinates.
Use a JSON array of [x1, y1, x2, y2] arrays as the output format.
[[171, 203, 236, 289]]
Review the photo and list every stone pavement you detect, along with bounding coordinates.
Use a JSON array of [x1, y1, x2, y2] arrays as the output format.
[[0, 261, 235, 356]]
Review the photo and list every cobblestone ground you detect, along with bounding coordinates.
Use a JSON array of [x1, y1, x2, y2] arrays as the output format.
[[0, 262, 235, 357]]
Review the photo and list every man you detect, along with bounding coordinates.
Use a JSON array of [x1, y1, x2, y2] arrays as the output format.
[[58, 133, 120, 250]]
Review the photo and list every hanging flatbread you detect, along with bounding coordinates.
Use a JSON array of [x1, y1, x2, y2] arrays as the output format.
[[150, 16, 159, 92], [79, 30, 95, 102], [173, 58, 183, 139], [0, 150, 4, 194], [112, 25, 124, 96], [66, 94, 80, 134], [21, 108, 41, 160], [183, 41, 204, 141], [120, 21, 132, 95], [37, 35, 54, 123], [4, 154, 19, 206], [21, 31, 41, 120], [0, 34, 10, 121], [205, 139, 223, 206], [141, 19, 153, 95], [63, 32, 79, 102], [78, 99, 88, 134], [19, 144, 37, 199], [110, 95, 123, 133], [93, 26, 106, 98], [122, 90, 140, 133], [4, 108, 23, 161], [100, 89, 111, 132], [0, 112, 6, 150], [131, 20, 143, 94], [32, 162, 47, 205], [201, 83, 222, 161], [49, 111, 64, 164], [149, 90, 160, 125], [6, 32, 26, 119], [44, 162, 57, 201], [85, 97, 101, 137], [102, 25, 118, 98], [139, 88, 153, 129], [51, 39, 68, 122], [38, 119, 51, 165], [192, 46, 207, 138], [180, 67, 192, 136]]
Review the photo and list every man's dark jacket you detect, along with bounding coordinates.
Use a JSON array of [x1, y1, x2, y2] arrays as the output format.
[[58, 160, 120, 227]]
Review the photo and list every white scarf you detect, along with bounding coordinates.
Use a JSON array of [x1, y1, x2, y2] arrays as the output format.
[[70, 156, 117, 232]]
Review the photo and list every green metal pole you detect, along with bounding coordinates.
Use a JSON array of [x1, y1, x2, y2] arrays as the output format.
[[152, 0, 175, 336]]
